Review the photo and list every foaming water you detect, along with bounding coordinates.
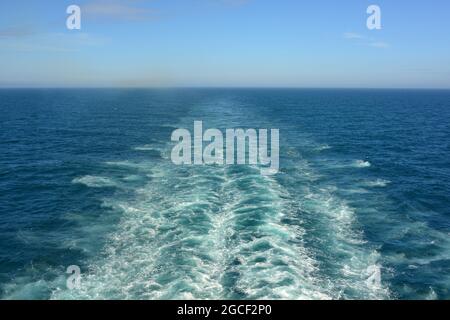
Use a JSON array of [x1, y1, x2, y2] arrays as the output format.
[[364, 179, 391, 188], [1, 89, 449, 300], [50, 99, 389, 300], [72, 176, 118, 188], [354, 160, 371, 168], [52, 150, 331, 299], [133, 145, 156, 151], [279, 156, 389, 299]]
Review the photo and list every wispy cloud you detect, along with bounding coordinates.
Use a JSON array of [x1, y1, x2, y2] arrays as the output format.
[[2, 43, 75, 53], [343, 32, 365, 40], [1, 32, 109, 53], [83, 0, 156, 21], [343, 31, 389, 49]]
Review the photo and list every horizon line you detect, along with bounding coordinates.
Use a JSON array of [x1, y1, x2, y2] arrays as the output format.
[[1, 86, 450, 90]]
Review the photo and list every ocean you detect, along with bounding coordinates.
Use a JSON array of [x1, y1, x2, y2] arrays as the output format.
[[0, 88, 449, 299]]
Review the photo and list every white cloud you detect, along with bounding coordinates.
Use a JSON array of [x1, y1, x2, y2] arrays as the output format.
[[343, 31, 389, 49], [343, 32, 365, 40], [0, 32, 109, 53]]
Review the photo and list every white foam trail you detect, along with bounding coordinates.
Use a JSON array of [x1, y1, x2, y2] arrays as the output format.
[[53, 101, 388, 300], [72, 176, 117, 188], [52, 164, 227, 299], [133, 145, 156, 151], [52, 158, 334, 299], [315, 144, 331, 151], [364, 179, 390, 187], [282, 157, 390, 299], [354, 160, 371, 168], [216, 169, 332, 299]]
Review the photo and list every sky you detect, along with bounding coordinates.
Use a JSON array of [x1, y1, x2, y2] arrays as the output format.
[[0, 0, 449, 88]]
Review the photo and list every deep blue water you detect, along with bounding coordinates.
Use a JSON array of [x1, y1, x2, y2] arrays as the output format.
[[0, 89, 449, 299]]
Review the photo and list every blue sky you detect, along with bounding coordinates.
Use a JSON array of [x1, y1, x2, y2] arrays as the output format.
[[0, 0, 449, 88]]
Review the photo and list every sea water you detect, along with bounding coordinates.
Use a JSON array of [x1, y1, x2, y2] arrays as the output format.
[[0, 89, 449, 299]]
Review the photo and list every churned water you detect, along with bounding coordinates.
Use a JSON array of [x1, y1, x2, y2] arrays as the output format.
[[0, 89, 449, 299]]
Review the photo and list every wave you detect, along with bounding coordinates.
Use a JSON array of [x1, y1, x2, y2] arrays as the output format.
[[281, 156, 390, 299], [315, 144, 331, 151], [354, 160, 371, 168], [364, 179, 390, 187], [133, 145, 157, 151], [50, 101, 388, 299], [72, 176, 118, 188], [52, 162, 333, 299], [57, 152, 389, 299]]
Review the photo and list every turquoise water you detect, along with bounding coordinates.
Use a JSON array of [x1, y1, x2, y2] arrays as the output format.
[[0, 89, 449, 299]]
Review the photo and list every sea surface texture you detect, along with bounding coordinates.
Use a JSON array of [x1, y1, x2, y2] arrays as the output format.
[[0, 89, 449, 299]]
